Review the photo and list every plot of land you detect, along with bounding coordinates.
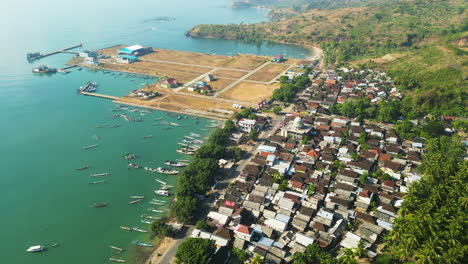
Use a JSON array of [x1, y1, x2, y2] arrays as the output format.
[[213, 69, 248, 79], [98, 45, 269, 70], [189, 78, 235, 92], [246, 63, 291, 82], [218, 82, 280, 104]]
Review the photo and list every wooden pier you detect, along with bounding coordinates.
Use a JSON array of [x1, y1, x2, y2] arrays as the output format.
[[79, 92, 119, 100], [29, 43, 83, 60]]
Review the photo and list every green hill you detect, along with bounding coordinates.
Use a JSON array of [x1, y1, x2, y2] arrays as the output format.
[[188, 0, 467, 117]]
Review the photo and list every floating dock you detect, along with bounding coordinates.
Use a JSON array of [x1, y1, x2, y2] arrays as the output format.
[[28, 43, 83, 61]]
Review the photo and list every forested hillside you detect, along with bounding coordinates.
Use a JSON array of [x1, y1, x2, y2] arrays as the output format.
[[189, 0, 467, 117]]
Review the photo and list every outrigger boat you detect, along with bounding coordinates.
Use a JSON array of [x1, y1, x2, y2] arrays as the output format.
[[82, 144, 98, 150], [176, 148, 195, 155], [129, 196, 144, 199], [131, 227, 148, 233], [91, 203, 108, 207], [108, 124, 121, 128], [190, 132, 201, 137], [149, 201, 164, 205], [132, 241, 153, 247], [141, 215, 160, 220], [110, 245, 124, 251], [128, 163, 141, 169], [76, 166, 89, 170], [177, 159, 190, 162], [155, 117, 164, 120], [144, 167, 157, 172], [155, 179, 167, 185], [129, 199, 142, 204], [164, 160, 188, 167], [109, 258, 126, 263], [90, 173, 109, 177], [89, 180, 106, 184], [156, 167, 179, 175], [152, 199, 168, 203], [154, 190, 169, 196], [141, 219, 153, 224], [120, 226, 131, 231], [148, 208, 164, 213]]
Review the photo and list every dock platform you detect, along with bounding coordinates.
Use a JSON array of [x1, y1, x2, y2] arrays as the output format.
[[29, 43, 82, 60], [79, 92, 119, 100]]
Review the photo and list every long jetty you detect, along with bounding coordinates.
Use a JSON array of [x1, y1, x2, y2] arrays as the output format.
[[79, 92, 119, 100], [29, 43, 83, 60]]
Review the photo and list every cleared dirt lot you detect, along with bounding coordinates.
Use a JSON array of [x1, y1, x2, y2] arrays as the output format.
[[246, 63, 290, 82], [218, 82, 280, 104], [213, 69, 248, 79], [98, 46, 269, 70]]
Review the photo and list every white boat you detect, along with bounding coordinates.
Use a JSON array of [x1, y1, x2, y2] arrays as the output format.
[[129, 196, 144, 199], [129, 199, 142, 204], [155, 189, 169, 196], [82, 144, 98, 150], [148, 208, 164, 213], [110, 245, 123, 251], [131, 227, 148, 233], [156, 167, 179, 175], [149, 201, 163, 205], [26, 245, 45, 252], [90, 173, 109, 177]]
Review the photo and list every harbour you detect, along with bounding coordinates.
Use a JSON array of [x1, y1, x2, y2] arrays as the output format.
[[0, 0, 312, 263]]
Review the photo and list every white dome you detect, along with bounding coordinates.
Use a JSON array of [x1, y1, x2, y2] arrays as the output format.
[[293, 117, 304, 128]]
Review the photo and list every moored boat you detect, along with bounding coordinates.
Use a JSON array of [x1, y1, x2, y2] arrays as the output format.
[[109, 258, 126, 263], [110, 245, 124, 251], [129, 199, 142, 204], [90, 173, 109, 177], [82, 144, 98, 150], [132, 241, 153, 247], [129, 196, 144, 199], [91, 203, 107, 207], [26, 245, 45, 252], [164, 160, 187, 167], [128, 163, 140, 169], [76, 166, 89, 170], [141, 219, 153, 224], [131, 227, 148, 233], [32, 65, 56, 73], [89, 180, 106, 184], [120, 226, 131, 231], [122, 153, 136, 160], [154, 189, 169, 196], [156, 167, 179, 175]]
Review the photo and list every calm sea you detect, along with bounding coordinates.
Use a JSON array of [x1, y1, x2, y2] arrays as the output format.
[[0, 0, 310, 263]]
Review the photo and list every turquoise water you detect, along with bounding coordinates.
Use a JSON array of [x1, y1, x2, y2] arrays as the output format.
[[0, 0, 311, 263]]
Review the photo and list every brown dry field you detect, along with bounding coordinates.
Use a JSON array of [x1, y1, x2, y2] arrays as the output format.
[[246, 63, 290, 82], [137, 60, 209, 75], [213, 69, 248, 79], [98, 46, 269, 70], [118, 93, 233, 112], [192, 77, 235, 91], [219, 82, 280, 103]]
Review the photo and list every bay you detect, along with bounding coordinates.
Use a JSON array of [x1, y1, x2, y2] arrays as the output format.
[[0, 0, 311, 263]]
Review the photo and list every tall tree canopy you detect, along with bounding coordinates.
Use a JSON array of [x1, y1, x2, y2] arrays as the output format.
[[389, 136, 467, 263], [175, 238, 216, 264]]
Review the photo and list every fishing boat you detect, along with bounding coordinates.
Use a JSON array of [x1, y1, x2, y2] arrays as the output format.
[[108, 124, 121, 128], [158, 186, 170, 191], [89, 180, 106, 184], [129, 196, 144, 199], [120, 114, 132, 121], [91, 203, 107, 207], [132, 241, 153, 247], [149, 201, 164, 205], [176, 148, 195, 155], [190, 132, 201, 137], [155, 179, 167, 185], [109, 258, 126, 263], [122, 153, 136, 160], [26, 245, 45, 252], [148, 208, 164, 213], [141, 219, 153, 224], [82, 144, 98, 150], [156, 167, 179, 175], [170, 122, 180, 126], [128, 163, 140, 169], [120, 226, 131, 231], [143, 135, 153, 139], [154, 190, 169, 196], [177, 159, 190, 162], [32, 65, 56, 73], [131, 227, 148, 233], [141, 215, 160, 220], [144, 167, 157, 172], [129, 199, 142, 204], [90, 173, 109, 177], [155, 117, 164, 120], [76, 166, 89, 170], [110, 245, 124, 251]]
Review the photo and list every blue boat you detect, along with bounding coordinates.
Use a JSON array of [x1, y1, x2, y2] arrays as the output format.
[[132, 241, 153, 247]]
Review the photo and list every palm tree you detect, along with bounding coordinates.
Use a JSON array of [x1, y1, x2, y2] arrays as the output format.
[[353, 240, 368, 259], [250, 253, 264, 264]]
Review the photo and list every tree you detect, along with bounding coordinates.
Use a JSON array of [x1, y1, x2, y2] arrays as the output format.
[[249, 253, 264, 264], [395, 119, 416, 139], [172, 195, 199, 224], [175, 238, 216, 264], [420, 120, 444, 138], [151, 218, 173, 237], [223, 119, 236, 132], [273, 106, 282, 114], [338, 248, 358, 264], [249, 129, 259, 141], [307, 184, 316, 195], [232, 248, 249, 262], [195, 220, 211, 232], [353, 240, 368, 259], [248, 113, 257, 120], [195, 143, 225, 159], [357, 132, 367, 145], [230, 146, 243, 160], [377, 101, 401, 123], [351, 152, 360, 161], [359, 171, 368, 185], [208, 128, 227, 145]]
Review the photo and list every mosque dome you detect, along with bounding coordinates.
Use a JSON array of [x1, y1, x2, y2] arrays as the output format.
[[293, 117, 304, 128]]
